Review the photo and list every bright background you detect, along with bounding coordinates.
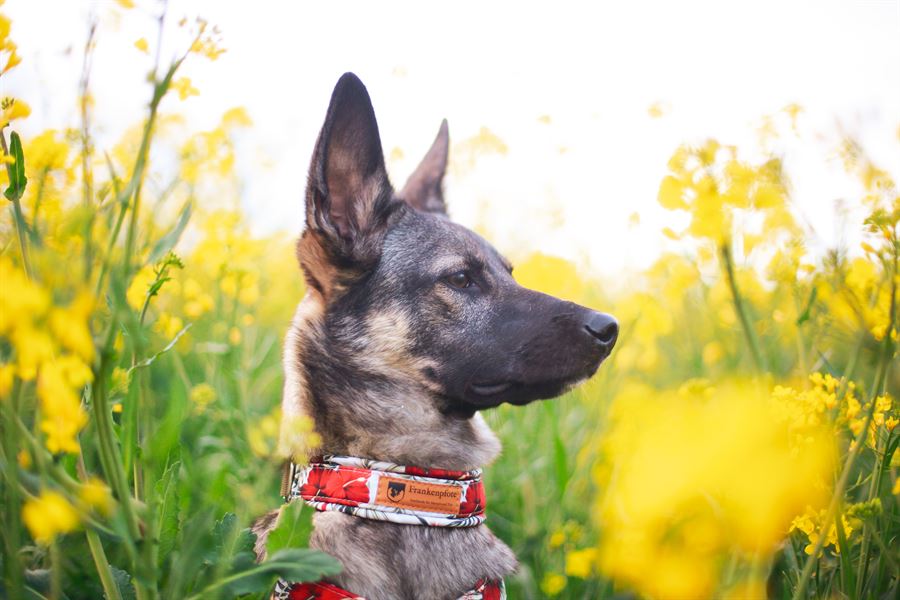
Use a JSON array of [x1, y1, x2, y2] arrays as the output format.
[[6, 0, 899, 277]]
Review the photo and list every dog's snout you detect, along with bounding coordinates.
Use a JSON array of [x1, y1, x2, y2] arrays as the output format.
[[584, 312, 618, 349]]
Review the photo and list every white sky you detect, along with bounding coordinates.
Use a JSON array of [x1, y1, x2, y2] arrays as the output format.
[[4, 0, 900, 278]]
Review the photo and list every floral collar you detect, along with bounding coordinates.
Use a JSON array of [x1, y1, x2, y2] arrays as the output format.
[[277, 456, 502, 600], [285, 455, 487, 527]]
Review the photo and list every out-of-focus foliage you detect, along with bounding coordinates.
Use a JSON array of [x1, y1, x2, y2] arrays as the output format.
[[0, 7, 337, 600], [490, 117, 898, 599], [1, 4, 898, 600]]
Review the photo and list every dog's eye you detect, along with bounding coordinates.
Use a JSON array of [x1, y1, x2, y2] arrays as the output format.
[[445, 271, 472, 289]]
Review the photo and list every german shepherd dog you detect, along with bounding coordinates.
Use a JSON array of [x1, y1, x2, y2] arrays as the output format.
[[254, 73, 618, 599]]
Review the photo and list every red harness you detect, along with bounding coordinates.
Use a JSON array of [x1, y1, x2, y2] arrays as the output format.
[[276, 456, 505, 600], [280, 577, 505, 600]]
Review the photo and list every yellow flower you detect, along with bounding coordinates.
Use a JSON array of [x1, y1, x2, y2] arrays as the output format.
[[228, 326, 242, 345], [17, 448, 31, 468], [548, 529, 566, 549], [115, 0, 135, 9], [79, 478, 114, 516], [540, 573, 567, 597], [189, 383, 216, 412], [0, 97, 30, 127], [126, 265, 155, 311], [278, 413, 322, 459], [48, 293, 95, 362], [172, 77, 199, 101], [565, 547, 598, 578], [220, 274, 238, 297], [238, 281, 260, 306], [12, 325, 55, 381], [37, 356, 92, 454], [221, 106, 252, 127], [0, 362, 14, 398], [134, 37, 148, 53], [0, 257, 50, 336], [22, 490, 80, 544], [248, 410, 281, 457], [596, 383, 834, 598], [893, 479, 900, 496], [702, 341, 724, 367]]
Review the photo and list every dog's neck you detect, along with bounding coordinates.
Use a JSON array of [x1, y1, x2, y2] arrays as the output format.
[[280, 297, 501, 471]]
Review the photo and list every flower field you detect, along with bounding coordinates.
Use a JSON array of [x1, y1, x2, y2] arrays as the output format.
[[1, 4, 898, 600]]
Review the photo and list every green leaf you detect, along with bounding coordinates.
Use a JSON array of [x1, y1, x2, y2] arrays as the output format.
[[154, 460, 182, 567], [266, 501, 314, 556], [111, 566, 137, 600], [190, 548, 342, 599], [148, 199, 192, 265], [796, 287, 817, 326], [834, 510, 856, 595], [3, 131, 28, 201]]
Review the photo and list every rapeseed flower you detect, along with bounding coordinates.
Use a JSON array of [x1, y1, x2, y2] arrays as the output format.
[[22, 490, 80, 544]]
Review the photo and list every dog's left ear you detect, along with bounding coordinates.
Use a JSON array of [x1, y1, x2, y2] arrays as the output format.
[[399, 120, 449, 215]]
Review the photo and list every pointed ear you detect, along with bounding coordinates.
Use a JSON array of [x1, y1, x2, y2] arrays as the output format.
[[306, 72, 395, 253], [399, 119, 449, 215]]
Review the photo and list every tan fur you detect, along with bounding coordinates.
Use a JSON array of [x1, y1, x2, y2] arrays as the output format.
[[278, 295, 322, 450], [296, 233, 341, 299]]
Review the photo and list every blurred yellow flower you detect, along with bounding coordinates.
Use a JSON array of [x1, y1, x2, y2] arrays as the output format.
[[48, 292, 95, 362], [702, 341, 724, 366], [596, 382, 834, 598], [79, 477, 114, 516], [565, 547, 598, 578], [189, 382, 216, 412], [0, 362, 14, 398], [548, 529, 566, 549], [278, 413, 322, 459], [540, 573, 567, 597], [127, 265, 155, 311], [172, 77, 199, 101], [22, 490, 80, 544], [134, 37, 148, 53]]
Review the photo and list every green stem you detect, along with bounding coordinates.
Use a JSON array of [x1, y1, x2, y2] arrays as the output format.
[[50, 540, 62, 600], [792, 246, 897, 600], [854, 248, 897, 599], [86, 528, 124, 600], [1, 386, 24, 598], [720, 243, 766, 374], [80, 21, 97, 284]]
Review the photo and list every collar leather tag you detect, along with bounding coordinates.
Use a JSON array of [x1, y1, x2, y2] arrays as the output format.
[[375, 475, 463, 514]]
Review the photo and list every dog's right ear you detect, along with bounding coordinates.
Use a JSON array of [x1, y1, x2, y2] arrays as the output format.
[[301, 73, 397, 296], [399, 119, 449, 215]]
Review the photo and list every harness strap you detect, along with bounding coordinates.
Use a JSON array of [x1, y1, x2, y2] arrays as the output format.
[[274, 578, 506, 600]]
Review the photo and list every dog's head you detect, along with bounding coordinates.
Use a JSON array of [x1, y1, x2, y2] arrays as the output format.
[[298, 73, 617, 415]]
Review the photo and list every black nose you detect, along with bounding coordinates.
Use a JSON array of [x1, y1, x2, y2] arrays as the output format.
[[584, 312, 618, 349]]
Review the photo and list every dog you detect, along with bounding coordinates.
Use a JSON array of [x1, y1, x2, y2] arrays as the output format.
[[253, 72, 618, 600]]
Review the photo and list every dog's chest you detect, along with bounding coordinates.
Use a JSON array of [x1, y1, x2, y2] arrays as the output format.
[[310, 512, 517, 600]]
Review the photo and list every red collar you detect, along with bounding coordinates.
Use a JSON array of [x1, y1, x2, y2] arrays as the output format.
[[285, 455, 487, 527], [278, 456, 501, 599]]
